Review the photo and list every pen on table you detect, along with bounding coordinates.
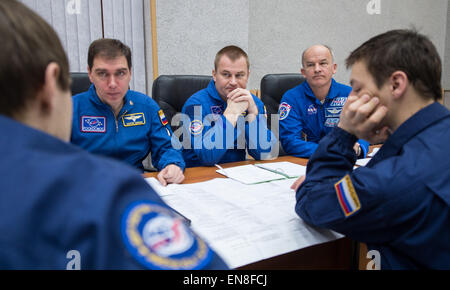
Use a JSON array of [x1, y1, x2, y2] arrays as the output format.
[[215, 164, 229, 177]]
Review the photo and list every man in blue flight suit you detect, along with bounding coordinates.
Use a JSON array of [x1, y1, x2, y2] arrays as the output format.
[[279, 44, 369, 158], [71, 39, 184, 186], [294, 29, 450, 269], [0, 0, 227, 270], [181, 45, 277, 167]]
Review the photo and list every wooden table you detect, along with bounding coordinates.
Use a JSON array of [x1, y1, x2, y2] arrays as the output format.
[[144, 155, 309, 184], [144, 155, 356, 270]]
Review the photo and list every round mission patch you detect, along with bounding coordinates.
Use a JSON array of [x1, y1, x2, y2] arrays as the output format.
[[279, 102, 292, 120], [121, 200, 212, 270], [190, 120, 203, 135]]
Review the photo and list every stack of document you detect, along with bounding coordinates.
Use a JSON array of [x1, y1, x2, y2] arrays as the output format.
[[355, 158, 372, 167], [145, 177, 343, 268], [215, 162, 307, 185]]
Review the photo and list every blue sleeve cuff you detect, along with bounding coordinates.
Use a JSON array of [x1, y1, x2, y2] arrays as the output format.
[[166, 162, 186, 172], [329, 127, 359, 153]]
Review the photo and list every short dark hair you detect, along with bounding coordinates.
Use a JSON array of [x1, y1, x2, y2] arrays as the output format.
[[346, 29, 442, 101], [88, 38, 132, 70], [214, 45, 249, 71], [0, 0, 70, 117]]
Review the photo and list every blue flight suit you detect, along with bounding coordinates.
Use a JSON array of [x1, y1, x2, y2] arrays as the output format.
[[279, 79, 369, 158], [296, 102, 450, 269], [71, 85, 185, 171], [181, 80, 277, 167], [0, 114, 227, 270]]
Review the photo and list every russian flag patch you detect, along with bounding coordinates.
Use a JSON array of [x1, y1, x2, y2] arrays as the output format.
[[334, 175, 361, 217], [158, 110, 168, 126]]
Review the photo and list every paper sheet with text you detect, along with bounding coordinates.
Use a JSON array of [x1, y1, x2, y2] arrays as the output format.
[[146, 177, 343, 268]]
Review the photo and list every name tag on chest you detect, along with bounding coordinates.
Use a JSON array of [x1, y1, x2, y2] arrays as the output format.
[[122, 113, 146, 127]]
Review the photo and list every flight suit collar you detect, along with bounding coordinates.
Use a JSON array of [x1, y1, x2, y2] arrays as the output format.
[[207, 80, 227, 104], [88, 84, 103, 106], [303, 78, 339, 104], [370, 102, 450, 165]]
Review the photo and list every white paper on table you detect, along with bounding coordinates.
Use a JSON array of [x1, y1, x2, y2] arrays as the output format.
[[145, 177, 343, 269], [356, 158, 372, 167], [368, 147, 380, 157]]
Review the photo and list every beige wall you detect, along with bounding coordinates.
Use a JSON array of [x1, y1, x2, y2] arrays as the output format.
[[20, 0, 450, 96], [153, 0, 449, 91], [248, 0, 448, 89], [444, 0, 450, 90], [445, 91, 450, 110]]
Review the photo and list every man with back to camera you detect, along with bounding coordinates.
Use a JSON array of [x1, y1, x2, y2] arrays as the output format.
[[0, 0, 227, 270], [181, 45, 277, 167], [71, 38, 184, 186], [294, 29, 450, 269], [279, 44, 369, 158]]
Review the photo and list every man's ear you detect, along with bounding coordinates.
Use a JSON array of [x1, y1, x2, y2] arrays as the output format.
[[212, 69, 217, 82], [300, 68, 306, 77], [332, 63, 337, 75], [87, 65, 94, 83], [390, 71, 408, 100], [38, 62, 60, 113]]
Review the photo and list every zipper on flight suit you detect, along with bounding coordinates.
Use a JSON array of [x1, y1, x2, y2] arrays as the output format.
[[111, 109, 128, 133], [318, 100, 327, 139]]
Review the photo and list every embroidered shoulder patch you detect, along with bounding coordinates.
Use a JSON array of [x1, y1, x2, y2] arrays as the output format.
[[190, 120, 203, 135], [279, 102, 291, 120], [334, 175, 361, 217], [121, 200, 212, 270], [122, 113, 145, 127], [81, 116, 106, 133], [158, 110, 168, 126]]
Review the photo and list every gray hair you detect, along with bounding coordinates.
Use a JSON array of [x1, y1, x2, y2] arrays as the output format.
[[301, 44, 335, 68]]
